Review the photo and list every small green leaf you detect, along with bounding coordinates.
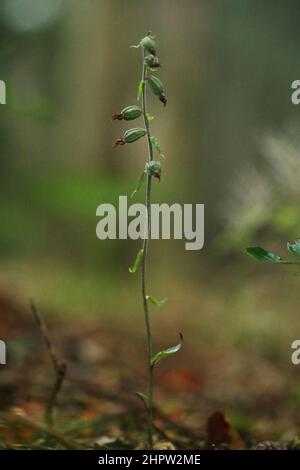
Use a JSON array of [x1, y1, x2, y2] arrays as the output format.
[[133, 391, 149, 410], [246, 246, 282, 263], [246, 246, 300, 265], [151, 334, 183, 367], [150, 136, 161, 153], [130, 43, 141, 49], [131, 171, 146, 198], [287, 239, 300, 256], [150, 136, 165, 158], [146, 295, 167, 307], [147, 114, 154, 121], [129, 249, 144, 273], [137, 80, 144, 101]]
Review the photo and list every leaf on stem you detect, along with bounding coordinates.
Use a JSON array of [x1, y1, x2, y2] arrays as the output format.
[[129, 249, 144, 273], [133, 391, 149, 411], [130, 43, 141, 49], [287, 239, 300, 256], [147, 114, 154, 121], [137, 80, 144, 101], [131, 171, 146, 198], [146, 295, 167, 307], [246, 246, 300, 264], [151, 334, 183, 367], [246, 246, 283, 263], [150, 136, 165, 158]]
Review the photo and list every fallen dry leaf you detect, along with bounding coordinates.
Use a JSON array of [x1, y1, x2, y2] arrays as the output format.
[[206, 411, 245, 449]]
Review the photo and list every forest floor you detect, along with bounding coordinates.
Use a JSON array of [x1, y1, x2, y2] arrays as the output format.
[[1, 286, 300, 451]]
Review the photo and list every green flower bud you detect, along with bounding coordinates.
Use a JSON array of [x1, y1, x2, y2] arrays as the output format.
[[141, 35, 156, 55], [115, 128, 147, 146], [146, 160, 161, 181], [148, 76, 164, 95], [113, 105, 142, 121], [124, 128, 147, 143], [144, 54, 161, 69], [147, 76, 167, 106]]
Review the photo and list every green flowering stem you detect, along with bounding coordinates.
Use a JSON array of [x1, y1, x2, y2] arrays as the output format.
[[140, 45, 155, 448], [115, 33, 172, 448]]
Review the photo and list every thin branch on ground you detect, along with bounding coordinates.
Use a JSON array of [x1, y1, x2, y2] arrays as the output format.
[[30, 300, 67, 426]]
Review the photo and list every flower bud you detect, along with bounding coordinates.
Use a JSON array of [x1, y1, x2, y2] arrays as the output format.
[[141, 35, 156, 55], [115, 127, 147, 146], [144, 54, 161, 68], [124, 128, 147, 143], [148, 76, 167, 106], [113, 105, 142, 121], [146, 161, 161, 181]]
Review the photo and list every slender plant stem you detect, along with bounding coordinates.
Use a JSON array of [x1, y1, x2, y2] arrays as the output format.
[[141, 48, 154, 448]]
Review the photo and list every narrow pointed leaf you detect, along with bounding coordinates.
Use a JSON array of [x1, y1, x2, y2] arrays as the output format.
[[137, 80, 144, 101], [150, 136, 161, 153], [246, 246, 300, 265], [146, 295, 167, 307], [130, 43, 141, 49], [129, 249, 144, 273], [287, 239, 300, 256], [151, 334, 183, 367], [131, 171, 146, 198], [134, 391, 149, 410], [150, 136, 164, 158], [246, 246, 283, 263]]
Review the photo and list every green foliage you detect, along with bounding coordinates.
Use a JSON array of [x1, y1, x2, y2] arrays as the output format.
[[151, 334, 183, 367], [150, 136, 164, 158], [146, 295, 167, 307], [287, 239, 300, 256], [129, 249, 144, 273], [246, 247, 283, 263], [246, 245, 300, 265], [137, 80, 144, 101], [131, 171, 146, 198], [134, 392, 149, 410]]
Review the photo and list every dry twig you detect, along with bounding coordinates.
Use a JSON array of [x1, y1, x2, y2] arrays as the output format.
[[30, 300, 67, 426]]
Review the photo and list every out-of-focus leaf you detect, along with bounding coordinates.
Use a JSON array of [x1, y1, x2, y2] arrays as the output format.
[[287, 239, 300, 256], [151, 334, 183, 367], [131, 171, 146, 198], [130, 43, 141, 49], [147, 114, 154, 121], [245, 246, 299, 264], [146, 295, 167, 307], [129, 249, 144, 273], [246, 246, 282, 263], [133, 391, 149, 410], [137, 80, 144, 101]]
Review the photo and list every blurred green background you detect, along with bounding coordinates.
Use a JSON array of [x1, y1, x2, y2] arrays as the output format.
[[1, 0, 300, 404]]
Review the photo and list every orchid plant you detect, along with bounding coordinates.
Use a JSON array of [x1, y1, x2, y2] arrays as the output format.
[[113, 32, 182, 447]]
